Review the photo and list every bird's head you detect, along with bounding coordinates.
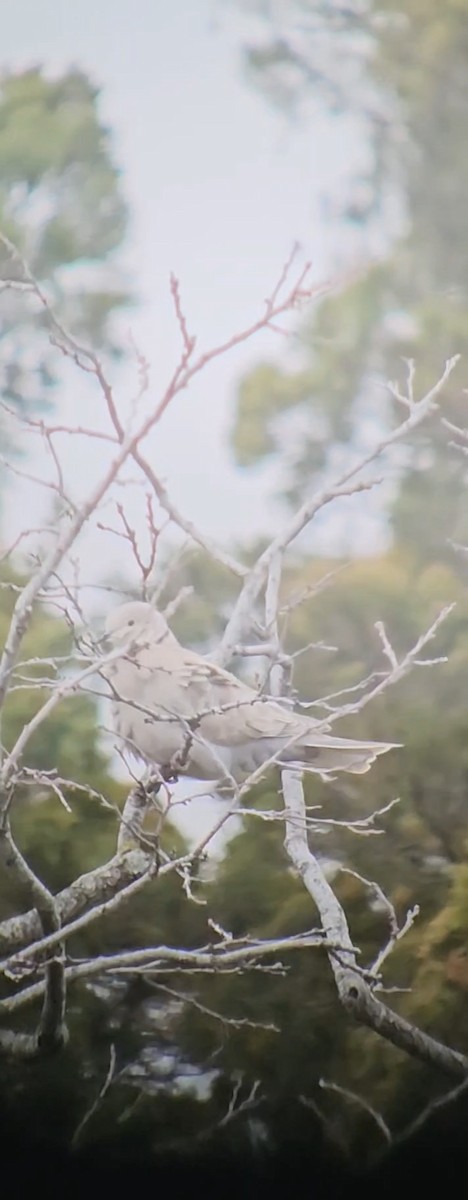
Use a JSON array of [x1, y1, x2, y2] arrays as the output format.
[[104, 601, 178, 647]]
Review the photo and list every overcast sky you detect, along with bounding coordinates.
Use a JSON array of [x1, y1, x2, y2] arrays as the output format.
[[2, 2, 382, 844], [2, 0, 380, 570]]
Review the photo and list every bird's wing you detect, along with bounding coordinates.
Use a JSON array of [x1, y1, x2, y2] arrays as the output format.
[[107, 637, 399, 775], [132, 640, 302, 745]]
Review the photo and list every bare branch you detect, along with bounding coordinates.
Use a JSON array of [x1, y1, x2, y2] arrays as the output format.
[[282, 769, 468, 1079], [215, 359, 459, 664], [0, 930, 330, 1014], [0, 816, 67, 1052], [72, 1044, 117, 1148], [0, 847, 153, 958], [147, 981, 279, 1033], [0, 240, 318, 713], [318, 1078, 392, 1145], [0, 228, 464, 1109], [1, 853, 159, 981]]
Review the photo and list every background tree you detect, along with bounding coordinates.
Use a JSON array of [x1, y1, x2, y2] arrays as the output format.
[[2, 27, 468, 1174], [1, 234, 464, 1171], [230, 0, 468, 564], [0, 66, 132, 490]]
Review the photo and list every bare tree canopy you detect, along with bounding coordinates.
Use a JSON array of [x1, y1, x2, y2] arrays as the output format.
[[0, 227, 466, 1170]]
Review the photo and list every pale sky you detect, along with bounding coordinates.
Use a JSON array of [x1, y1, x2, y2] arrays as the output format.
[[1, 2, 387, 845], [2, 0, 385, 579]]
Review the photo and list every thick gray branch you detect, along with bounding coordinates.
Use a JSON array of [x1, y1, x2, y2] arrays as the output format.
[[282, 770, 468, 1081], [0, 815, 67, 1054], [0, 849, 152, 957]]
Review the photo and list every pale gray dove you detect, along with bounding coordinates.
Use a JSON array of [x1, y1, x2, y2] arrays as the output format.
[[102, 601, 398, 791]]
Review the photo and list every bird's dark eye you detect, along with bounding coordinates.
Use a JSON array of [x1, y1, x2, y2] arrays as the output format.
[[128, 619, 135, 627]]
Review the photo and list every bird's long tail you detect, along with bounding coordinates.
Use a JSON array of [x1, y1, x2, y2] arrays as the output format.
[[280, 735, 400, 775]]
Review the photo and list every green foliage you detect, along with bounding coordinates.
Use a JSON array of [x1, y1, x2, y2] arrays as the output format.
[[6, 18, 468, 1147], [0, 66, 132, 479], [0, 571, 207, 1153], [0, 579, 104, 782], [231, 0, 468, 563], [129, 543, 468, 1155], [3, 547, 468, 1157], [0, 573, 124, 915], [0, 66, 129, 281], [231, 266, 388, 481]]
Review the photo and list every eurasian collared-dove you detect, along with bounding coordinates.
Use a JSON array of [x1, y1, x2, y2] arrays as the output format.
[[102, 601, 398, 790]]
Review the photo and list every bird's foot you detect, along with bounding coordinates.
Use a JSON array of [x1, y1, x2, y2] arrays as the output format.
[[143, 772, 164, 796]]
